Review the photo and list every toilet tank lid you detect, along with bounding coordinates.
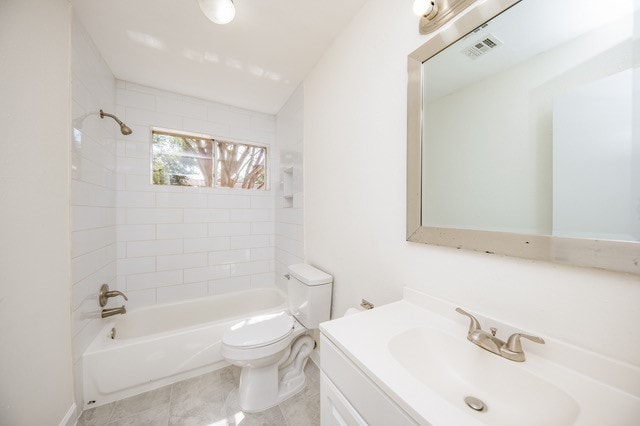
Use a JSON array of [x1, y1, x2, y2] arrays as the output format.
[[288, 263, 332, 286]]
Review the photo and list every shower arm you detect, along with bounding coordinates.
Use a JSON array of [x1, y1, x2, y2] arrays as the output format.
[[100, 109, 123, 125]]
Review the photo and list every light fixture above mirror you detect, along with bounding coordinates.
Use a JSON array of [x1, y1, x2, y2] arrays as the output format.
[[415, 0, 477, 34], [198, 0, 236, 25]]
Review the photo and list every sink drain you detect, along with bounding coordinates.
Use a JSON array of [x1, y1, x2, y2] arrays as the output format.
[[464, 396, 487, 412]]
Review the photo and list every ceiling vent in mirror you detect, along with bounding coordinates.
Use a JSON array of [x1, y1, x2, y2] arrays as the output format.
[[462, 34, 503, 59]]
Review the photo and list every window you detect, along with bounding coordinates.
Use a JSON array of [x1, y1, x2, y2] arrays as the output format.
[[151, 130, 267, 190]]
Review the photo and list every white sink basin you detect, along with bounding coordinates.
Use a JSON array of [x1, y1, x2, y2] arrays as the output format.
[[389, 327, 580, 426]]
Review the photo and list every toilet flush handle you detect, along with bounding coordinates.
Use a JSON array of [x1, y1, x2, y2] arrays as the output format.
[[284, 274, 291, 280]]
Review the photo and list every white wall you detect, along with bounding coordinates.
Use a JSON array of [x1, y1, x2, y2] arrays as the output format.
[[554, 69, 637, 240], [0, 0, 75, 424], [115, 82, 276, 307], [274, 86, 305, 291], [304, 0, 640, 365], [70, 12, 117, 408]]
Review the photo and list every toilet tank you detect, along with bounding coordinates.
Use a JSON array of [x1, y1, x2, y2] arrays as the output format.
[[287, 264, 333, 329]]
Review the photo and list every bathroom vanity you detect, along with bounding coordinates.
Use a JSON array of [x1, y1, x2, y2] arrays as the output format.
[[319, 288, 640, 425]]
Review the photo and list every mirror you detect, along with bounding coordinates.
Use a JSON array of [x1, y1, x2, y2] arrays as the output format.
[[407, 0, 640, 274]]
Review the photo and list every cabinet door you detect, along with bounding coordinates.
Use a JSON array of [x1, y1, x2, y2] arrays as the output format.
[[321, 371, 367, 426]]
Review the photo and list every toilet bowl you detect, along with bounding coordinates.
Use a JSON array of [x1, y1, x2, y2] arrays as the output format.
[[221, 264, 332, 412]]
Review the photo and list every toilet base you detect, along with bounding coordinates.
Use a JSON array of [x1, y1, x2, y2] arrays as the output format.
[[237, 335, 315, 413]]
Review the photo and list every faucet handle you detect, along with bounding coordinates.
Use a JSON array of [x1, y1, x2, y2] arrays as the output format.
[[99, 284, 129, 307], [455, 307, 482, 334], [505, 333, 545, 353]]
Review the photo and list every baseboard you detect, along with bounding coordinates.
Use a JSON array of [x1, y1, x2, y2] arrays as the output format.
[[59, 402, 77, 426]]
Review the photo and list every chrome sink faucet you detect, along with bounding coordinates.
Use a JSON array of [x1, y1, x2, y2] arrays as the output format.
[[456, 308, 544, 362]]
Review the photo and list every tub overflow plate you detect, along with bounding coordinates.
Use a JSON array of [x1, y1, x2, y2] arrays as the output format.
[[464, 396, 487, 412]]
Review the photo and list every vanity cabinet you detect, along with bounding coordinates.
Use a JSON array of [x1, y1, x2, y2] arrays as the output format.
[[320, 334, 419, 426]]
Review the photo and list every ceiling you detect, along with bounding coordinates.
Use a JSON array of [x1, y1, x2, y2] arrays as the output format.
[[71, 0, 368, 114]]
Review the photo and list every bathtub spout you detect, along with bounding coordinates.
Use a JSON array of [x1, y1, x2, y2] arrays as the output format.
[[101, 306, 126, 318]]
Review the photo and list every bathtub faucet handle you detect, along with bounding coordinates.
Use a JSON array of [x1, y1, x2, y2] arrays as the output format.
[[99, 284, 129, 307]]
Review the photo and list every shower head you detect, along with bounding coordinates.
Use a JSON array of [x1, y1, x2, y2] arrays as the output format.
[[100, 109, 133, 135]]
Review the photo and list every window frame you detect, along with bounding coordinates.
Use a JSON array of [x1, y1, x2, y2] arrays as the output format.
[[149, 126, 269, 191]]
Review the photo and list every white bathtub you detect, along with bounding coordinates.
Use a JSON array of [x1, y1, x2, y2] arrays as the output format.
[[82, 288, 288, 408]]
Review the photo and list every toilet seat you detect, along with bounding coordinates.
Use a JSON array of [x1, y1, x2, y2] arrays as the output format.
[[223, 311, 294, 349]]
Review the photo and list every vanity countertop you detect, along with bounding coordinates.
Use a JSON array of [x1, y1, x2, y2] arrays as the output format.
[[319, 288, 640, 425]]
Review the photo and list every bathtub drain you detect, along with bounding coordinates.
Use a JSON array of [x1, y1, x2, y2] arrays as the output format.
[[110, 327, 116, 339], [464, 396, 487, 412]]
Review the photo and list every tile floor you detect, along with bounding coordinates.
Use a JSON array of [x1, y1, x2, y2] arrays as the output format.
[[77, 362, 320, 426]]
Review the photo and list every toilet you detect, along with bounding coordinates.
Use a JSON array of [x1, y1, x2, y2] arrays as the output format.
[[221, 264, 332, 412]]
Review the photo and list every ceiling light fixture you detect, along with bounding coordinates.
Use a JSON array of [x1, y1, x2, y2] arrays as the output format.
[[198, 0, 236, 25]]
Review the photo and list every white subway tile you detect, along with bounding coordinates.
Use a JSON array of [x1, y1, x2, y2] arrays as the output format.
[[230, 260, 270, 277], [72, 206, 115, 231], [116, 208, 126, 225], [275, 222, 303, 241], [273, 236, 304, 259], [251, 272, 275, 288], [117, 257, 156, 275], [208, 249, 251, 265], [124, 288, 157, 310], [116, 88, 155, 110], [156, 282, 208, 304], [125, 140, 152, 159], [117, 242, 126, 259], [156, 192, 208, 209], [116, 224, 156, 241], [230, 235, 270, 249], [182, 117, 229, 137], [183, 209, 230, 223], [125, 107, 182, 129], [158, 282, 208, 303], [125, 81, 181, 100], [72, 227, 115, 258], [117, 156, 149, 175], [250, 196, 274, 209], [208, 194, 250, 209], [184, 237, 230, 253], [251, 222, 273, 235], [275, 248, 304, 268], [184, 265, 230, 283], [230, 209, 272, 222], [125, 174, 155, 191], [207, 107, 253, 128], [72, 245, 116, 284], [155, 96, 183, 116], [126, 208, 182, 224], [117, 191, 156, 208], [126, 239, 183, 257], [250, 247, 275, 261], [157, 253, 208, 271], [157, 223, 208, 239], [208, 222, 251, 237], [126, 270, 183, 291], [72, 180, 115, 207], [208, 276, 251, 295], [181, 101, 207, 120], [275, 208, 303, 225]]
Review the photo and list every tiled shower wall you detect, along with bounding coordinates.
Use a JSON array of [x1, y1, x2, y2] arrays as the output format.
[[70, 13, 117, 405], [274, 86, 305, 291], [115, 82, 276, 308]]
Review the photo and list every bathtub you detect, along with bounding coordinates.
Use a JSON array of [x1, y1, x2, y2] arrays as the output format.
[[82, 288, 288, 408]]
